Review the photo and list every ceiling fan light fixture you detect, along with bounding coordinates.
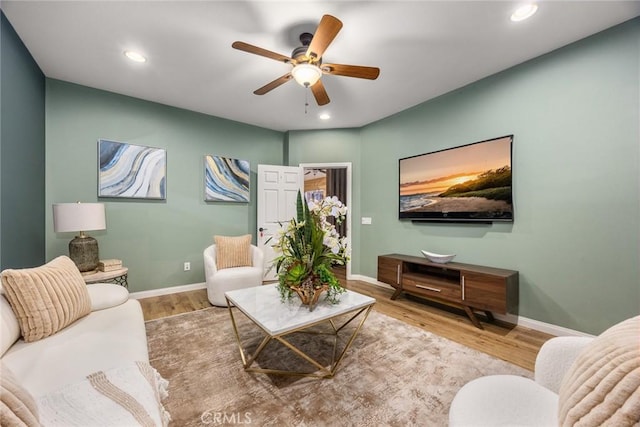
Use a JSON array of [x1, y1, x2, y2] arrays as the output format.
[[291, 63, 322, 87]]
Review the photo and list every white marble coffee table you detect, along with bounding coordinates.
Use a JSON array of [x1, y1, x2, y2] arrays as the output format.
[[225, 283, 375, 378]]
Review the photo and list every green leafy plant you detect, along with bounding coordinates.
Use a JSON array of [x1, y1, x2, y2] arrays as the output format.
[[272, 191, 349, 305]]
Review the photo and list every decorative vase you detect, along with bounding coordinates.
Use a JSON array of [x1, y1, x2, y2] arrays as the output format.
[[291, 282, 329, 312]]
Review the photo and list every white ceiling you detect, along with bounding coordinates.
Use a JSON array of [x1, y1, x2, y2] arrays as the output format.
[[2, 1, 639, 132]]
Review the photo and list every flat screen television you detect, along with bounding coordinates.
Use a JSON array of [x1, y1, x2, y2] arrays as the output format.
[[399, 135, 514, 222]]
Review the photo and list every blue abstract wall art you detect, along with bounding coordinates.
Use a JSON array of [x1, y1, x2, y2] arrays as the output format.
[[98, 139, 166, 199], [204, 155, 250, 202]]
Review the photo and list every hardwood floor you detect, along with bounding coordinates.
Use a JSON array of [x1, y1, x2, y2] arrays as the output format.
[[138, 278, 553, 371], [139, 289, 211, 321]]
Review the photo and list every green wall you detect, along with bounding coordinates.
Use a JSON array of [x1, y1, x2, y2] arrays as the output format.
[[45, 80, 283, 292], [42, 19, 638, 334], [289, 19, 639, 335], [0, 12, 45, 269]]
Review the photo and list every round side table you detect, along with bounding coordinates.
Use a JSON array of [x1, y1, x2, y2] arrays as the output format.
[[82, 267, 129, 288]]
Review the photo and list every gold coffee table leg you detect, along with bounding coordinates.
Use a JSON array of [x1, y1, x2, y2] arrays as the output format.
[[226, 298, 374, 378], [329, 305, 373, 374]]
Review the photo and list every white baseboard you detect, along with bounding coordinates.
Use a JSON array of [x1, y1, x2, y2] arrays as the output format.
[[498, 315, 593, 337], [129, 282, 206, 300], [130, 276, 593, 338], [349, 274, 594, 338]]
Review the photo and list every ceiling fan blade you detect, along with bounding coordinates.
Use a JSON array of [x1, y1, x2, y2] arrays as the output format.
[[306, 15, 343, 60], [322, 63, 380, 80], [253, 73, 293, 95], [232, 41, 293, 63], [311, 80, 330, 106]]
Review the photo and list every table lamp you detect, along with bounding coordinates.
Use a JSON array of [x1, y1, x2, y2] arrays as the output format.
[[52, 202, 106, 273]]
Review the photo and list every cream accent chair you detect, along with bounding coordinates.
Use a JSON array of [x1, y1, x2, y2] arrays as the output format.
[[449, 316, 640, 426], [203, 244, 265, 306]]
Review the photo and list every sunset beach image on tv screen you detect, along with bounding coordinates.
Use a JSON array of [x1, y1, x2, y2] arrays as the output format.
[[399, 135, 513, 221]]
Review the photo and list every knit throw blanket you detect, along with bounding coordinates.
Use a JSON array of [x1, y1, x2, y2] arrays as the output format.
[[558, 316, 640, 426], [37, 361, 170, 427]]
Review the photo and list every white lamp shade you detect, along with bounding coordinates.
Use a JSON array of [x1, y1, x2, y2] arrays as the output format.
[[53, 203, 106, 233], [291, 63, 322, 87]]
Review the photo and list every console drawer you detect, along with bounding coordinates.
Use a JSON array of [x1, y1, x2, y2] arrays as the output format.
[[403, 276, 461, 301]]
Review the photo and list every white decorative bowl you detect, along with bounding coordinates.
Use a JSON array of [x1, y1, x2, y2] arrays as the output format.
[[420, 250, 456, 264]]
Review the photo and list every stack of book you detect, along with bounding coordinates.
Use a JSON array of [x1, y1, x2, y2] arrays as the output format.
[[98, 259, 122, 272]]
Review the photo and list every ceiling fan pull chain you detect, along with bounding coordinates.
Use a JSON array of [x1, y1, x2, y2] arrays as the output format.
[[304, 89, 309, 114]]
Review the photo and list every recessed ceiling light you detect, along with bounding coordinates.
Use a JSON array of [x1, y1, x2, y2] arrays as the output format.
[[319, 113, 331, 120], [124, 50, 147, 63], [510, 4, 538, 22]]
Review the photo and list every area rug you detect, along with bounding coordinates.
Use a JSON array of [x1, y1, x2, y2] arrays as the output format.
[[145, 307, 531, 426]]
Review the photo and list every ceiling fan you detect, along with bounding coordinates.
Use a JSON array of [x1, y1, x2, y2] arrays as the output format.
[[232, 14, 380, 106]]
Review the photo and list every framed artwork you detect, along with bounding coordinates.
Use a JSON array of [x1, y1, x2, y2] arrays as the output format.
[[204, 155, 250, 202], [98, 139, 166, 199]]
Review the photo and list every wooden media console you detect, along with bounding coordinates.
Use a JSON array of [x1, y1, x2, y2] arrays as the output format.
[[377, 254, 518, 328]]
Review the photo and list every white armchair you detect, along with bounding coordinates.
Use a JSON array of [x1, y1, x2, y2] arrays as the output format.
[[448, 336, 592, 426], [449, 315, 639, 426], [203, 244, 265, 306]]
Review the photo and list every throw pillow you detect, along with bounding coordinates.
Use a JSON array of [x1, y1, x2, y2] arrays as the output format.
[[558, 316, 640, 426], [214, 235, 252, 269], [0, 361, 40, 426], [1, 256, 92, 343]]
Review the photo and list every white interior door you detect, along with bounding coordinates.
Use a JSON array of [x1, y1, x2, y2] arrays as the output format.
[[257, 164, 303, 281]]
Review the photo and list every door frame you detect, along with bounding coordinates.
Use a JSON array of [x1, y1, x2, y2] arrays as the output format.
[[300, 162, 352, 279]]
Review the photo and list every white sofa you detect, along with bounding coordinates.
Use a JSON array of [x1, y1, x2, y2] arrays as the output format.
[[449, 316, 640, 426], [1, 280, 169, 425]]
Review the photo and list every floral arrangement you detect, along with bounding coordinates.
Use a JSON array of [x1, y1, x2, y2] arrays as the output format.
[[272, 191, 349, 306]]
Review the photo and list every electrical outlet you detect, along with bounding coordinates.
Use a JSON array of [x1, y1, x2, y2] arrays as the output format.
[[183, 262, 191, 271]]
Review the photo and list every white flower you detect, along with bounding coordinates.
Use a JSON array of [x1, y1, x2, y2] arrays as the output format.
[[323, 235, 339, 253], [271, 195, 349, 270]]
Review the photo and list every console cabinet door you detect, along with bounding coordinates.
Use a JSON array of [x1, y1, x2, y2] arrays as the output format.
[[462, 271, 507, 313], [377, 256, 402, 288]]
